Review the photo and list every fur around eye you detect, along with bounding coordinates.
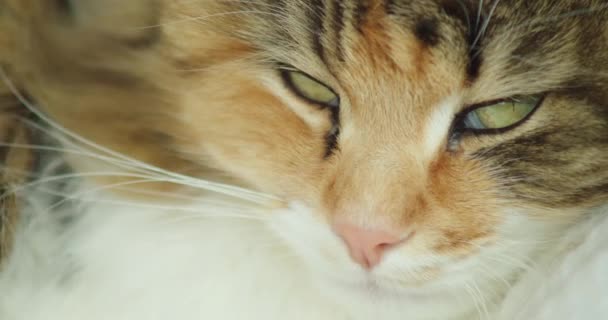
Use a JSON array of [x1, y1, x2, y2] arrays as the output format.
[[460, 95, 543, 132], [281, 70, 340, 108]]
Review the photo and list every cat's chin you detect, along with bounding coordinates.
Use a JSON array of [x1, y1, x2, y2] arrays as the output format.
[[318, 265, 452, 299], [317, 272, 473, 320], [328, 276, 433, 300]]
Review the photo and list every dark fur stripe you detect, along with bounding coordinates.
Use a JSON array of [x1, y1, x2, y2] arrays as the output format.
[[384, 0, 397, 15], [324, 106, 341, 158], [310, 0, 328, 64], [475, 123, 608, 207], [466, 49, 483, 81], [441, 0, 482, 82], [415, 18, 441, 46], [353, 0, 372, 32], [330, 0, 346, 61]]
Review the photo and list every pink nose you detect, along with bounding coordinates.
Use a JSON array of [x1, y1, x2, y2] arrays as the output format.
[[333, 223, 404, 269]]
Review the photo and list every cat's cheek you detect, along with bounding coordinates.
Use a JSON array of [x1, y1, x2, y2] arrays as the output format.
[[267, 202, 357, 273]]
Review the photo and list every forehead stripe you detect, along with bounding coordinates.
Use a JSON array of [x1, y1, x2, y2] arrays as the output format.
[[440, 0, 483, 82], [310, 0, 329, 65], [353, 0, 372, 32], [329, 0, 346, 62]]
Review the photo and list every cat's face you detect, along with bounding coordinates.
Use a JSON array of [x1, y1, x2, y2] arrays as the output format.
[[5, 0, 608, 316]]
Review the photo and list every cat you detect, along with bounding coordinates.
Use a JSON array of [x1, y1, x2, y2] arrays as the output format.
[[0, 0, 607, 319]]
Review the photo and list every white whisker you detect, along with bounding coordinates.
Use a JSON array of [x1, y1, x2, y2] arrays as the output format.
[[0, 67, 279, 206], [1, 172, 157, 201], [464, 282, 484, 320]]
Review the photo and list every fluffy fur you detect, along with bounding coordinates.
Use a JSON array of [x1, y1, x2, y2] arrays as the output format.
[[0, 152, 605, 320], [0, 0, 607, 319], [497, 208, 608, 320]]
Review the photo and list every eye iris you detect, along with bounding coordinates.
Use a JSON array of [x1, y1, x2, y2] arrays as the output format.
[[475, 102, 534, 128], [464, 96, 540, 131], [286, 71, 338, 106]]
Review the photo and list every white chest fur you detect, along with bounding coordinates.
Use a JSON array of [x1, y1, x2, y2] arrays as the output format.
[[1, 186, 606, 320], [0, 194, 353, 320]]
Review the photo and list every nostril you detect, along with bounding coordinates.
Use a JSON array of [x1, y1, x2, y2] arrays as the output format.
[[376, 242, 395, 252], [333, 223, 409, 269]]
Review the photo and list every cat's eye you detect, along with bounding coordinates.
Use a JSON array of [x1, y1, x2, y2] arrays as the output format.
[[462, 96, 543, 131], [281, 70, 340, 108]]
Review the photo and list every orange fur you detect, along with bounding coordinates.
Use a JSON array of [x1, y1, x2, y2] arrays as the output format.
[[0, 0, 497, 260], [2, 0, 604, 277]]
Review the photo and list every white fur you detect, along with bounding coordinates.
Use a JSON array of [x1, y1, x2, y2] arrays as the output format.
[[422, 96, 461, 158], [1, 187, 349, 320], [498, 208, 608, 320], [1, 175, 606, 320]]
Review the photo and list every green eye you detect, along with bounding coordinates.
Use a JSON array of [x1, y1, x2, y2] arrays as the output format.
[[463, 96, 542, 131], [282, 70, 340, 108]]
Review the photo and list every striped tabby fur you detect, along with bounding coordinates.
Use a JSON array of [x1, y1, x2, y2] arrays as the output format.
[[0, 1, 606, 319]]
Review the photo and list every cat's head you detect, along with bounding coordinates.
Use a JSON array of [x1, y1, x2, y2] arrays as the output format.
[[5, 0, 608, 316]]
